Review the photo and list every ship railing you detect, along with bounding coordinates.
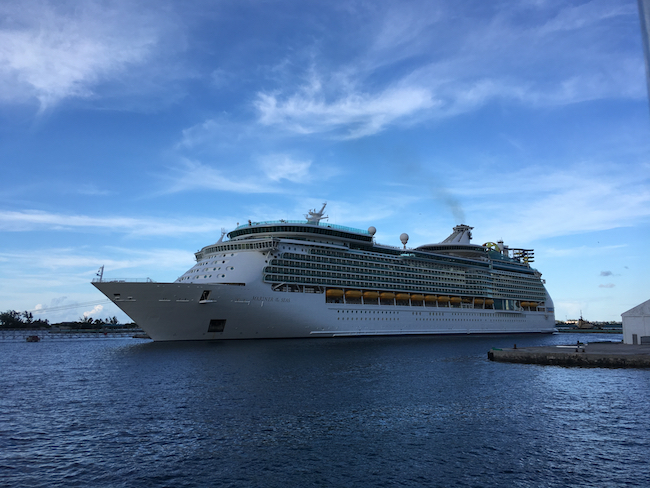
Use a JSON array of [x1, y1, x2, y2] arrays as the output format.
[[233, 220, 371, 235], [92, 277, 155, 283]]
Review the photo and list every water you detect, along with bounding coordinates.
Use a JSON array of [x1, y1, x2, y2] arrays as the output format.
[[2, 333, 649, 487]]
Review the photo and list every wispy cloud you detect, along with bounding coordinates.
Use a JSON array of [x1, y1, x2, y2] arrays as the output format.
[[542, 245, 627, 258], [599, 283, 615, 288], [162, 159, 285, 194], [0, 0, 177, 112], [455, 161, 650, 243], [255, 82, 436, 139], [0, 208, 231, 237], [251, 1, 643, 139], [259, 154, 313, 183]]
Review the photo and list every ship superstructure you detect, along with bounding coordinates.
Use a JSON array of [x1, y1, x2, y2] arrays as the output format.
[[93, 204, 555, 341]]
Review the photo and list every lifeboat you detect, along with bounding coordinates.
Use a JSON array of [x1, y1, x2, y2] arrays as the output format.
[[437, 296, 450, 302], [485, 299, 494, 305], [363, 291, 379, 300], [450, 297, 461, 304], [462, 297, 472, 303], [345, 290, 363, 298], [411, 294, 425, 301], [528, 302, 538, 308], [380, 292, 396, 300], [474, 298, 484, 305], [395, 293, 411, 301], [326, 289, 344, 297], [520, 301, 530, 307], [425, 295, 438, 302]]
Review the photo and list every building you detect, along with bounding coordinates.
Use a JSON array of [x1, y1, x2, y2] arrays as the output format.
[[622, 299, 650, 344]]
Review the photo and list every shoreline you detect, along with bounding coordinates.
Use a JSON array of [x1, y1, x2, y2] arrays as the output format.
[[488, 342, 650, 368]]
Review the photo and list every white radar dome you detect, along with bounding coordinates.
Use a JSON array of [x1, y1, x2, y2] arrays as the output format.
[[368, 226, 376, 236], [400, 233, 409, 247]]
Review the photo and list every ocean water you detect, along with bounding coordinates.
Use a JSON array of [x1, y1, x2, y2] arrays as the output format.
[[2, 332, 649, 488]]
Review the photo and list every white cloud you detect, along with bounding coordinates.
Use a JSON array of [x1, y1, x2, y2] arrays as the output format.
[[251, 1, 643, 139], [0, 247, 193, 273], [542, 245, 627, 258], [0, 208, 232, 237], [0, 0, 171, 111], [164, 159, 285, 194], [83, 304, 104, 317], [455, 162, 650, 243], [259, 155, 312, 183], [255, 83, 436, 139]]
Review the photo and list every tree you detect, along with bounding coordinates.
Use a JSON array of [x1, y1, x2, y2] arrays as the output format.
[[0, 310, 49, 328], [0, 310, 23, 328]]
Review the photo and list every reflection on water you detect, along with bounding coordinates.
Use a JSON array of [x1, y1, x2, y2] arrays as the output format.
[[2, 333, 649, 487]]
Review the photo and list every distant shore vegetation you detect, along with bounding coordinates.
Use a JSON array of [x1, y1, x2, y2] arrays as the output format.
[[0, 310, 137, 329]]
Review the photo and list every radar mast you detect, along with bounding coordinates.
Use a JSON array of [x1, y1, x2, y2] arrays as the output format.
[[306, 203, 328, 224]]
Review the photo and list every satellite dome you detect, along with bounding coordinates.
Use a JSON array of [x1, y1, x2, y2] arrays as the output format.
[[368, 226, 376, 236], [400, 233, 409, 247]]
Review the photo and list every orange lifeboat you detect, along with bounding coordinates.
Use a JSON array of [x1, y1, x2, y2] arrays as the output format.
[[411, 294, 425, 301], [450, 297, 461, 304], [380, 292, 396, 300], [437, 296, 450, 302], [395, 293, 411, 301], [345, 290, 363, 298], [474, 298, 484, 305], [363, 291, 379, 300], [326, 289, 344, 297], [425, 295, 438, 302]]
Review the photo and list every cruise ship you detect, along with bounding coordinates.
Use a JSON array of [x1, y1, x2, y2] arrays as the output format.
[[93, 204, 555, 341]]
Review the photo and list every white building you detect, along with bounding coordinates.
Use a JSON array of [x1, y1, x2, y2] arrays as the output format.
[[622, 299, 650, 344]]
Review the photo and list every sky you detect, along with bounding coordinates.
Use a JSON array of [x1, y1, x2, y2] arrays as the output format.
[[0, 0, 648, 324]]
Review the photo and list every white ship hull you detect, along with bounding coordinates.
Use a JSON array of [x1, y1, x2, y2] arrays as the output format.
[[93, 281, 556, 341]]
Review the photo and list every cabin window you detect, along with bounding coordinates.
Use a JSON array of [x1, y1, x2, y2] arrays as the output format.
[[200, 290, 211, 301]]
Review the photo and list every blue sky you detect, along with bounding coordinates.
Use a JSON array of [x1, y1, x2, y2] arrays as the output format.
[[1, 0, 648, 323]]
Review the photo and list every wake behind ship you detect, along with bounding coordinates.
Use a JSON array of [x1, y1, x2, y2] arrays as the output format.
[[93, 204, 555, 341]]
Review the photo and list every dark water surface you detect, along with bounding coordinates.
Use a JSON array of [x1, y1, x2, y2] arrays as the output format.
[[2, 333, 649, 487]]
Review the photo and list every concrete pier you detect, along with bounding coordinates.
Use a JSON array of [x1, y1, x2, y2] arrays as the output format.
[[488, 342, 650, 368]]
